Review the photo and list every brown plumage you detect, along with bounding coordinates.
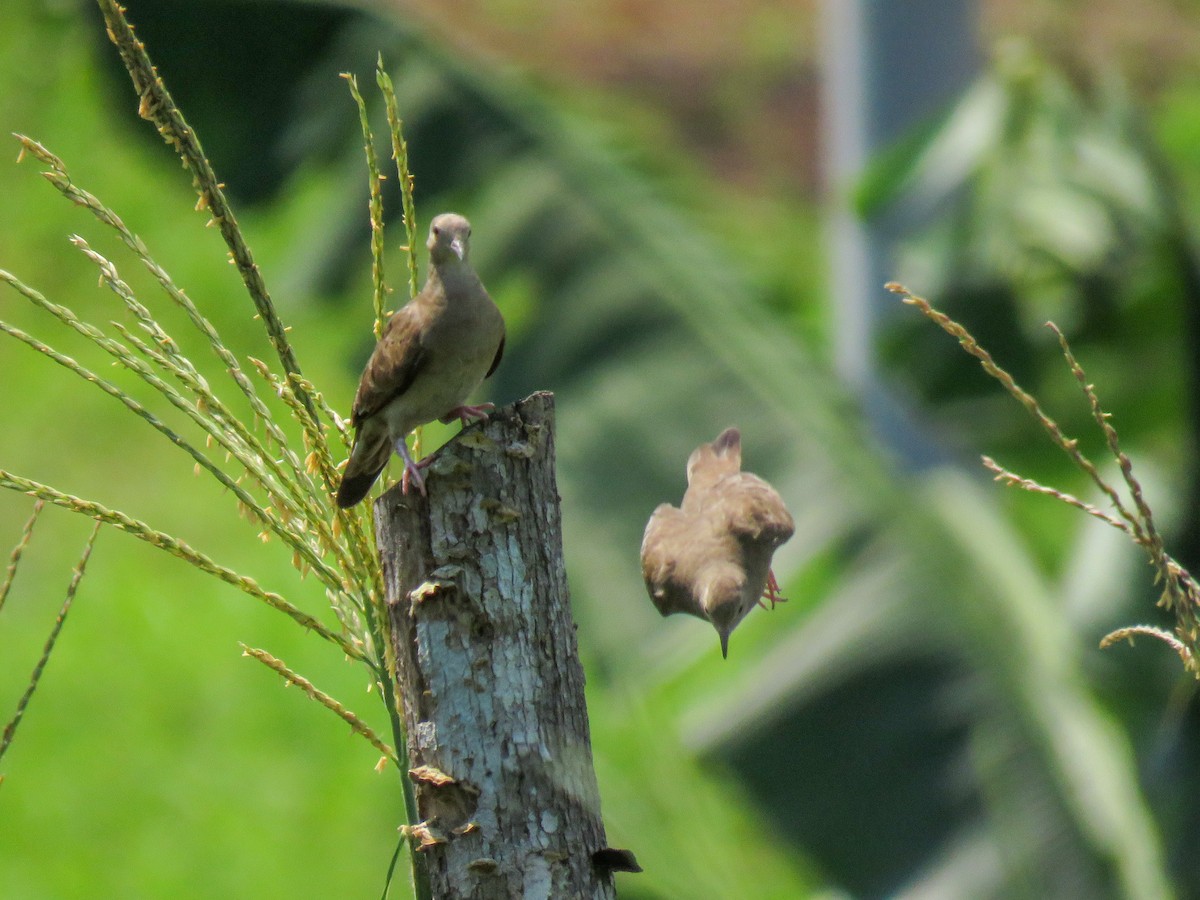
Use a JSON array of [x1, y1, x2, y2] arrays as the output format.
[[335, 213, 505, 507], [640, 428, 794, 658]]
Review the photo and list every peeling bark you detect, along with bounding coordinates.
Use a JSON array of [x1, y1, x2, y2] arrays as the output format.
[[376, 392, 616, 899]]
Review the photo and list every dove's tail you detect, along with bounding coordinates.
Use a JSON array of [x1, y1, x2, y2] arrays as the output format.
[[335, 430, 391, 508]]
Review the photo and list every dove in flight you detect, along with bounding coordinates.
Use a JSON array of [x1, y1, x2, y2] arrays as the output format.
[[641, 428, 794, 657]]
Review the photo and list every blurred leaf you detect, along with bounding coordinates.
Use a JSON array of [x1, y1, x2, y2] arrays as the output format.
[[855, 76, 1005, 219]]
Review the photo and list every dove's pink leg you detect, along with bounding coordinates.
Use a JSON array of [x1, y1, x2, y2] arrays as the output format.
[[757, 570, 788, 611], [396, 439, 433, 496], [441, 403, 495, 427]]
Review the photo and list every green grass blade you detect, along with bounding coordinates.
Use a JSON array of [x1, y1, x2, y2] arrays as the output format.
[[0, 499, 43, 617], [93, 0, 319, 431], [240, 644, 396, 764], [0, 469, 365, 662], [376, 60, 419, 301], [0, 521, 99, 766], [342, 73, 390, 339]]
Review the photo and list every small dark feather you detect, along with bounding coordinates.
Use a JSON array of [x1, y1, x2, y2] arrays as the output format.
[[485, 334, 505, 379], [335, 465, 385, 508], [592, 847, 643, 874]]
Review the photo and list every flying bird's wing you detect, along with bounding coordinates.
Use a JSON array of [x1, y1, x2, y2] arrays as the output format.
[[350, 305, 429, 427], [640, 504, 699, 618], [719, 473, 795, 547]]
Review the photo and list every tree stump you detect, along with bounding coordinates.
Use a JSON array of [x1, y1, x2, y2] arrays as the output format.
[[375, 392, 618, 899]]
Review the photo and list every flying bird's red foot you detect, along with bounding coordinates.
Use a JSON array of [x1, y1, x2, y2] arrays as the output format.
[[442, 403, 495, 427], [757, 569, 788, 610]]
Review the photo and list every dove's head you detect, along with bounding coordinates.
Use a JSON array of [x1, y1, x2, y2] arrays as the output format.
[[428, 213, 473, 264], [699, 562, 754, 659], [685, 427, 743, 495]]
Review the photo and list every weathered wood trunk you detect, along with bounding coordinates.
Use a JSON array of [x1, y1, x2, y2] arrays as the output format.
[[376, 392, 617, 899]]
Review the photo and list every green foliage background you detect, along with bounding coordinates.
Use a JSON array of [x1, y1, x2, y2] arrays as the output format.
[[0, 8, 404, 898], [4, 1, 1200, 898]]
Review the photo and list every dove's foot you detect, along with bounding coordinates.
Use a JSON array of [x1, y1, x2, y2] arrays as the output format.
[[396, 439, 433, 496], [757, 569, 788, 611], [442, 403, 494, 427]]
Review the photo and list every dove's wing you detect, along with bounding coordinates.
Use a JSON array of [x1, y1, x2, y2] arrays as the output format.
[[350, 304, 430, 427], [718, 473, 795, 548], [640, 504, 702, 618]]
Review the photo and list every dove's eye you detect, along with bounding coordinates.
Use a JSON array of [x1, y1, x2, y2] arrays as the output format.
[[432, 225, 441, 237]]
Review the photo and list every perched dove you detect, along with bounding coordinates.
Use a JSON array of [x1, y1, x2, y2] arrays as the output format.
[[640, 428, 794, 658], [335, 213, 505, 508]]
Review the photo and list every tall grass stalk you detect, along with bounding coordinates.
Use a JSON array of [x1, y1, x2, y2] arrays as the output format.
[[1, 520, 100, 771], [0, 499, 43, 616], [889, 282, 1200, 674], [0, 3, 435, 896]]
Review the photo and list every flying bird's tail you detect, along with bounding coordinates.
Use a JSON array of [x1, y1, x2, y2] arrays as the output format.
[[711, 427, 741, 457], [685, 427, 743, 495], [335, 430, 392, 508]]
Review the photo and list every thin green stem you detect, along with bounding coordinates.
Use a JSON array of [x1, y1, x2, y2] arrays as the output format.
[[240, 645, 396, 763], [981, 456, 1137, 538], [892, 282, 1200, 674], [1048, 324, 1187, 600], [94, 0, 324, 456], [0, 470, 365, 661], [343, 73, 390, 340], [0, 499, 43, 616], [14, 133, 299, 480], [1, 522, 100, 764], [0, 277, 348, 602], [887, 283, 1142, 533], [376, 60, 420, 302], [245, 359, 381, 602]]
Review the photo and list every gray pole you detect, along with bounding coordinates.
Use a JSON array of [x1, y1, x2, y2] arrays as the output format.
[[822, 0, 980, 460]]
